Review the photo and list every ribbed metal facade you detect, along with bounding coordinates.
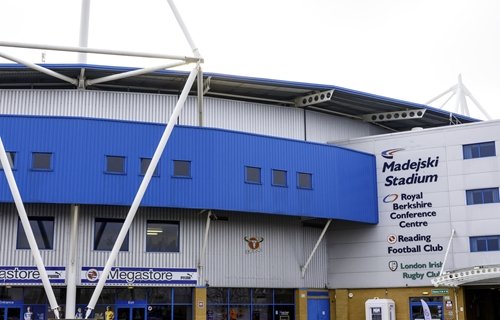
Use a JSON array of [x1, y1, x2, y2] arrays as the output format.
[[0, 90, 385, 142]]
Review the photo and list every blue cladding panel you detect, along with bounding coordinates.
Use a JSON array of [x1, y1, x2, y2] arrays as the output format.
[[0, 116, 378, 223]]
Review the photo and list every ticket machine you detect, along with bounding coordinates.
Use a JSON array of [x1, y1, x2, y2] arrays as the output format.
[[365, 298, 396, 320]]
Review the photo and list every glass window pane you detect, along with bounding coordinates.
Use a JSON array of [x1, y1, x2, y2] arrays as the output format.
[[174, 305, 192, 320], [274, 305, 294, 320], [274, 289, 295, 304], [106, 156, 125, 173], [297, 172, 312, 189], [207, 306, 226, 320], [229, 306, 250, 320], [272, 170, 287, 187], [252, 289, 273, 304], [141, 158, 159, 176], [481, 142, 496, 157], [252, 306, 273, 320], [32, 152, 52, 170], [146, 221, 180, 252], [173, 160, 191, 177], [0, 152, 15, 169], [476, 239, 487, 251], [17, 217, 54, 249], [174, 287, 192, 304], [94, 219, 129, 251], [0, 287, 22, 300], [245, 167, 261, 184], [230, 288, 250, 304], [483, 190, 494, 203], [149, 287, 172, 304], [148, 305, 171, 320], [472, 191, 483, 204], [488, 238, 499, 251], [207, 288, 228, 304], [24, 288, 46, 304]]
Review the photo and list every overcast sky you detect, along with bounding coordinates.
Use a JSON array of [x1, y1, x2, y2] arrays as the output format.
[[1, 0, 499, 120]]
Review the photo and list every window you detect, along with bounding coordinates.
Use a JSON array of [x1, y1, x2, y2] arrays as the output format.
[[146, 221, 180, 252], [173, 160, 191, 178], [466, 188, 500, 205], [17, 217, 54, 249], [94, 218, 129, 251], [463, 141, 496, 159], [245, 166, 261, 184], [0, 151, 15, 170], [140, 158, 159, 176], [470, 236, 500, 252], [106, 156, 126, 174], [272, 169, 287, 187], [297, 172, 312, 189], [32, 152, 52, 170]]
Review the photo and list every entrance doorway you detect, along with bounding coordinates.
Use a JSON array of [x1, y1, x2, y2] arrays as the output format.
[[0, 307, 21, 320], [465, 286, 500, 320], [116, 307, 146, 320], [409, 297, 443, 320]]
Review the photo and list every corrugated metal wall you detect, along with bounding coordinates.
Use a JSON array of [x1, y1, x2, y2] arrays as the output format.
[[0, 203, 327, 288], [0, 203, 71, 267], [0, 90, 384, 142], [204, 212, 328, 288]]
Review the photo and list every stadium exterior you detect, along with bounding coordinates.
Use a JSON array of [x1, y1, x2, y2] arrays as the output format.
[[0, 64, 498, 320]]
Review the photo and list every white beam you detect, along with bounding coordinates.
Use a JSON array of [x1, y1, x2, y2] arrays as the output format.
[[0, 51, 78, 86], [0, 138, 60, 319], [301, 219, 332, 278], [84, 64, 199, 319]]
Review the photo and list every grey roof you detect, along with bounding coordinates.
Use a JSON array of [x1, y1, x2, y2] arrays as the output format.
[[0, 63, 478, 131]]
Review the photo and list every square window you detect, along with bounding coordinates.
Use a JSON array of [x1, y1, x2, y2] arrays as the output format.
[[17, 217, 54, 249], [245, 166, 261, 184], [32, 152, 52, 170], [106, 156, 125, 174], [140, 158, 159, 176], [0, 151, 15, 170], [272, 169, 287, 187], [463, 141, 496, 159], [94, 218, 129, 251], [146, 221, 180, 252], [466, 188, 500, 205], [173, 160, 191, 178], [297, 172, 312, 189]]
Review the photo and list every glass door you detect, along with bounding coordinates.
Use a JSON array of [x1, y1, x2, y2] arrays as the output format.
[[116, 307, 146, 320], [5, 308, 21, 320]]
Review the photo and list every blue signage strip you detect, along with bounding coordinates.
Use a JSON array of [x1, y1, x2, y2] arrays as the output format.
[[0, 266, 65, 285], [81, 267, 198, 286]]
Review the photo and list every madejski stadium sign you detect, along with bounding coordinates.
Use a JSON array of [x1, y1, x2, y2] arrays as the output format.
[[81, 267, 197, 286]]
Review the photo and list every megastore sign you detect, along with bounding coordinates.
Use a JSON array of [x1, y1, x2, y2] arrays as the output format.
[[0, 266, 65, 285], [81, 267, 198, 286], [379, 147, 445, 283]]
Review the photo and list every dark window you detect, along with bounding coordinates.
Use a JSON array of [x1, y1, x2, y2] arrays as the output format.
[[140, 158, 159, 176], [470, 236, 500, 252], [146, 221, 180, 252], [245, 166, 261, 184], [173, 160, 191, 178], [466, 188, 500, 205], [17, 216, 54, 249], [0, 151, 15, 170], [272, 169, 287, 187], [94, 218, 129, 251], [106, 156, 125, 174], [32, 152, 52, 170], [463, 141, 496, 159], [297, 172, 312, 189]]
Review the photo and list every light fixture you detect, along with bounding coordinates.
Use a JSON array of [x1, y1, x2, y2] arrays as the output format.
[[294, 90, 334, 107], [361, 109, 426, 122]]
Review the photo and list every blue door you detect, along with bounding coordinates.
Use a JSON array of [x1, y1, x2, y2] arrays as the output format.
[[307, 299, 329, 320]]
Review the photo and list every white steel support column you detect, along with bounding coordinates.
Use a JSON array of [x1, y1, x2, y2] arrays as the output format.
[[301, 219, 332, 278], [78, 0, 91, 63], [198, 210, 212, 272], [84, 65, 200, 319], [197, 66, 204, 126], [440, 229, 456, 276], [0, 138, 60, 319], [166, 0, 200, 58], [66, 204, 80, 319]]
